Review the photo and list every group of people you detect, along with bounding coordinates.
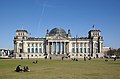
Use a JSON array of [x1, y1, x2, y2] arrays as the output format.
[[105, 57, 117, 62], [33, 60, 38, 64], [71, 58, 78, 61], [15, 65, 30, 72]]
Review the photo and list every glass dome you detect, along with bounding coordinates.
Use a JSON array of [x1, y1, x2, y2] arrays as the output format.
[[49, 28, 66, 35]]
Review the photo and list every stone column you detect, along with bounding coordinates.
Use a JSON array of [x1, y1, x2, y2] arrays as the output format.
[[99, 42, 102, 53], [64, 42, 65, 54], [47, 42, 49, 54], [22, 41, 24, 53], [17, 42, 18, 53], [42, 43, 43, 53], [52, 42, 53, 54], [55, 42, 56, 54], [14, 42, 17, 58], [92, 41, 95, 57], [66, 42, 69, 54], [15, 42, 17, 53]]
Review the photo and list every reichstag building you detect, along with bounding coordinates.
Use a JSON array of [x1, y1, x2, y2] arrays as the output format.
[[14, 27, 104, 59]]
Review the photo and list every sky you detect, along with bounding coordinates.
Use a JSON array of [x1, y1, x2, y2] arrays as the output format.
[[0, 0, 120, 49]]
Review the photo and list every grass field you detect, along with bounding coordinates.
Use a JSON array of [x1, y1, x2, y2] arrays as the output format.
[[0, 59, 120, 79]]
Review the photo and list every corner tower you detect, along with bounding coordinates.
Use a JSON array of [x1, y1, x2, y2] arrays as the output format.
[[14, 30, 28, 58], [88, 29, 103, 58]]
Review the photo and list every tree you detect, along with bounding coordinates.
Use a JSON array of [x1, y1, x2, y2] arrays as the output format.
[[116, 48, 120, 56], [106, 48, 116, 56]]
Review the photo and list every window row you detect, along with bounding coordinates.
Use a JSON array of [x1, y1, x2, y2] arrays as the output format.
[[72, 42, 99, 47], [72, 42, 91, 47], [27, 43, 43, 47], [72, 48, 90, 53], [27, 48, 43, 53], [72, 48, 99, 53], [18, 33, 25, 36]]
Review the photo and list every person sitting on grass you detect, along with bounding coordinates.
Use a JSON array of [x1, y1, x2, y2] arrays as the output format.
[[33, 60, 38, 64], [15, 65, 22, 72], [23, 66, 30, 72]]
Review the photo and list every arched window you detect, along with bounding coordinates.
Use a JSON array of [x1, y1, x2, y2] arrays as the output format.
[[28, 48, 30, 53], [80, 48, 83, 53], [39, 48, 42, 53], [32, 48, 34, 53], [35, 48, 38, 53]]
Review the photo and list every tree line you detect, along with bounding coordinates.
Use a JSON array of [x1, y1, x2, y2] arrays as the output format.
[[106, 48, 120, 57]]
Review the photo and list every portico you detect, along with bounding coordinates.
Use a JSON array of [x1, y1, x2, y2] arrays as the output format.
[[46, 40, 69, 55]]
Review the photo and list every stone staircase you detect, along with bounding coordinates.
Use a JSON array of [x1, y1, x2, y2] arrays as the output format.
[[48, 54, 69, 59]]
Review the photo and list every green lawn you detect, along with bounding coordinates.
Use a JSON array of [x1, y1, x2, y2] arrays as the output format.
[[0, 59, 120, 79]]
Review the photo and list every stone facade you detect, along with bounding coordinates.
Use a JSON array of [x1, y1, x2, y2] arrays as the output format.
[[14, 27, 104, 59]]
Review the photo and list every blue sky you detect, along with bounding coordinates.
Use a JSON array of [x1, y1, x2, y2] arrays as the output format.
[[0, 0, 120, 49]]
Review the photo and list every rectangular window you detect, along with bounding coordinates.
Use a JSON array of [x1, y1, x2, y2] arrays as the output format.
[[76, 43, 79, 47], [95, 43, 98, 47], [32, 43, 34, 47], [28, 48, 30, 53], [76, 48, 78, 53], [19, 43, 22, 47], [32, 48, 34, 53], [18, 33, 20, 36], [39, 43, 42, 47], [84, 48, 86, 53], [35, 48, 38, 53], [28, 43, 30, 47], [80, 43, 83, 47], [36, 43, 38, 47], [80, 48, 82, 53], [72, 48, 75, 53], [96, 49, 98, 53], [84, 43, 86, 47], [53, 42, 56, 54], [39, 48, 42, 53], [72, 43, 75, 47], [62, 42, 64, 54]]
